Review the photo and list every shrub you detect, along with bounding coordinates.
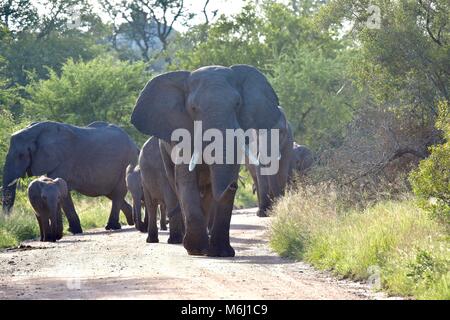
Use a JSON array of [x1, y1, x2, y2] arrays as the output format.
[[22, 55, 149, 145], [410, 101, 450, 224]]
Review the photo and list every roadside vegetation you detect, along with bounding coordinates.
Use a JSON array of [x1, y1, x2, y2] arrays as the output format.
[[270, 186, 449, 299]]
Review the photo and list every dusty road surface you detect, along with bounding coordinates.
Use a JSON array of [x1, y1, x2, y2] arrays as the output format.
[[0, 208, 385, 300]]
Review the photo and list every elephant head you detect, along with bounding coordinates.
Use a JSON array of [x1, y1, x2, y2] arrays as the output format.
[[2, 122, 75, 213], [131, 65, 282, 202]]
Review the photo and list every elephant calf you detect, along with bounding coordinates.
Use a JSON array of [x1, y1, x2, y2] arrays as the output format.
[[289, 143, 314, 178], [28, 176, 68, 242], [126, 164, 167, 233]]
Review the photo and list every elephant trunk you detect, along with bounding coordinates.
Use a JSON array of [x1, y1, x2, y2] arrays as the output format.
[[2, 159, 21, 214], [210, 163, 240, 203]]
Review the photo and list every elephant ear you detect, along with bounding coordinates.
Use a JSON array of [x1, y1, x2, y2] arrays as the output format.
[[54, 178, 68, 198], [231, 64, 282, 130], [131, 71, 191, 142], [30, 123, 76, 176]]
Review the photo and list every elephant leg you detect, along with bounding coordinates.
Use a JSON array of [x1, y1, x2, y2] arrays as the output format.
[[161, 184, 183, 244], [200, 186, 214, 235], [42, 218, 51, 242], [120, 199, 134, 226], [256, 172, 271, 217], [175, 165, 208, 255], [36, 215, 44, 242], [56, 207, 63, 240], [105, 193, 124, 230], [143, 203, 149, 231], [159, 203, 167, 231], [133, 194, 146, 233], [61, 193, 83, 234], [208, 183, 237, 257], [145, 201, 159, 243]]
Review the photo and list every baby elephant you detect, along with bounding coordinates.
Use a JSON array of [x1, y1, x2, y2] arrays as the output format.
[[28, 176, 68, 242]]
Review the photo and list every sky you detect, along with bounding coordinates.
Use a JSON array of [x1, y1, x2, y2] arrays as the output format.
[[32, 0, 291, 32]]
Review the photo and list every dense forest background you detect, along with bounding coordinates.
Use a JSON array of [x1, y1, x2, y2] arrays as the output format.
[[0, 0, 449, 298], [1, 0, 448, 196]]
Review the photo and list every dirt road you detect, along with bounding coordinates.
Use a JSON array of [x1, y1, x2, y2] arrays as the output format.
[[0, 208, 386, 300]]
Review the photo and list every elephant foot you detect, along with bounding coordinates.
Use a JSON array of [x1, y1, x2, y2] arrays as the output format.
[[168, 233, 183, 244], [184, 232, 208, 256], [56, 233, 63, 241], [126, 218, 134, 226], [146, 235, 159, 243], [160, 224, 168, 231], [105, 222, 122, 230], [208, 241, 235, 257], [257, 209, 269, 217], [135, 222, 147, 233], [68, 225, 83, 234]]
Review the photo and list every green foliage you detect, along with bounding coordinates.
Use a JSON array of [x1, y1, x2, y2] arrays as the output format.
[[270, 46, 355, 148], [173, 2, 355, 148], [317, 0, 450, 121], [270, 187, 450, 299], [234, 168, 257, 209], [23, 56, 149, 144], [0, 0, 109, 87], [410, 101, 450, 223], [0, 111, 31, 183]]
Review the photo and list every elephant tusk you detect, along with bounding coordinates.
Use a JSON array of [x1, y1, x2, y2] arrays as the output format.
[[7, 179, 18, 187], [189, 150, 201, 172], [243, 144, 259, 165]]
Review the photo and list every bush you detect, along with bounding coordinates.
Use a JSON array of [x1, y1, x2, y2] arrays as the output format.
[[22, 55, 149, 145], [270, 185, 450, 299], [410, 101, 450, 224]]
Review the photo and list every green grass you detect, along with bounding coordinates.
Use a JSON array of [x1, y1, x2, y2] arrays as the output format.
[[234, 168, 257, 209], [0, 190, 129, 249], [270, 185, 450, 299]]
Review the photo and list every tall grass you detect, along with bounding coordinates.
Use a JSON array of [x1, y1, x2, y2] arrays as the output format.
[[270, 185, 450, 299]]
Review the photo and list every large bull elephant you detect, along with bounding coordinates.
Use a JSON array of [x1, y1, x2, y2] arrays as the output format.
[[2, 121, 138, 232], [131, 65, 283, 257], [247, 108, 293, 217]]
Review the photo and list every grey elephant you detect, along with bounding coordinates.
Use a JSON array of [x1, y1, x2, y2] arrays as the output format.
[[131, 65, 284, 257], [126, 163, 167, 232], [28, 176, 68, 242], [246, 108, 293, 217], [289, 143, 314, 178], [2, 121, 138, 232], [139, 137, 183, 244]]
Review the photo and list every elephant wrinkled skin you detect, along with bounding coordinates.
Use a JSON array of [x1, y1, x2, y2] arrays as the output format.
[[2, 121, 138, 232]]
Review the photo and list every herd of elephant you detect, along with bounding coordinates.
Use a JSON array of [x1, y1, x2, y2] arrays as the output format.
[[1, 65, 313, 257]]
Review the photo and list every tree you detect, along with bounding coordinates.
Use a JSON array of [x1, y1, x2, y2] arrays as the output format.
[[410, 101, 450, 223], [317, 0, 449, 120], [0, 0, 38, 32], [22, 55, 149, 143], [172, 2, 354, 148], [101, 0, 189, 62]]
